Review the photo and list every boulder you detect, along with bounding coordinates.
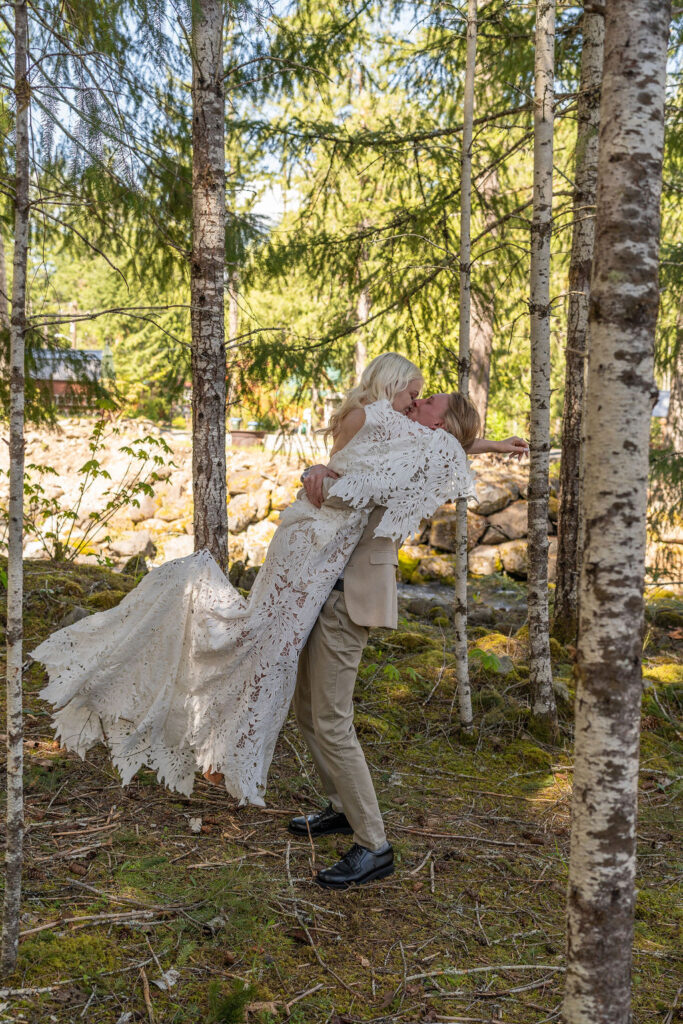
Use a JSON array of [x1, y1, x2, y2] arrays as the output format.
[[412, 553, 457, 585], [162, 534, 195, 562], [429, 505, 488, 552], [270, 483, 299, 511], [244, 519, 278, 565], [487, 500, 528, 540], [228, 468, 265, 496], [471, 479, 518, 516], [109, 530, 157, 559], [468, 545, 503, 575], [498, 539, 528, 578], [254, 481, 273, 520], [229, 532, 247, 564], [481, 525, 508, 546], [128, 493, 157, 524], [228, 493, 259, 533]]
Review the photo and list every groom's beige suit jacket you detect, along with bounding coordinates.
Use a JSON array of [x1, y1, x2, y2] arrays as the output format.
[[322, 483, 399, 630]]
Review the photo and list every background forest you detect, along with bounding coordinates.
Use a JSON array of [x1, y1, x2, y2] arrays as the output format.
[[0, 2, 682, 1024], [1, 1, 681, 441]]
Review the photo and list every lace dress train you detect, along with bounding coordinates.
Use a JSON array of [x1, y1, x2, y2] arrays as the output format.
[[33, 400, 476, 804]]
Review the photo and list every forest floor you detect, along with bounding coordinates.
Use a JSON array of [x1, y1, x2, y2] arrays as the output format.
[[0, 559, 681, 1024]]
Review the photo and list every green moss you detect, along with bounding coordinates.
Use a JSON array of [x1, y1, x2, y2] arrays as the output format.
[[398, 549, 420, 580], [643, 663, 683, 685], [18, 932, 120, 983], [549, 637, 569, 662], [391, 631, 437, 651], [86, 589, 127, 611], [506, 739, 553, 770]]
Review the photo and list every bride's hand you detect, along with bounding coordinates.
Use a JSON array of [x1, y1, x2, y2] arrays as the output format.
[[303, 464, 340, 508]]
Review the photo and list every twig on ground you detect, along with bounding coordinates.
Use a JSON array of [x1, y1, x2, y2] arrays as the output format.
[[285, 981, 324, 1012], [390, 824, 535, 847], [140, 966, 155, 1023], [408, 849, 433, 876], [406, 965, 565, 983]]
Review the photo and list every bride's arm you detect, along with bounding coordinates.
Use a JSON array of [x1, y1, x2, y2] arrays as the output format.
[[303, 408, 367, 507]]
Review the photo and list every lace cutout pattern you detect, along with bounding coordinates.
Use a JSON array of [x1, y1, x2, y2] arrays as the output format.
[[33, 401, 475, 803]]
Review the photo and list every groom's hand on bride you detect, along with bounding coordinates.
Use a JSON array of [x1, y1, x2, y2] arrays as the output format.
[[302, 464, 340, 508]]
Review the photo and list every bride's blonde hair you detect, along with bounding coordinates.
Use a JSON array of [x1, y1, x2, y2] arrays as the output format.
[[327, 352, 423, 438]]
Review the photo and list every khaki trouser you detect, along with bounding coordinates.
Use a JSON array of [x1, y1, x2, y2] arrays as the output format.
[[293, 590, 386, 851]]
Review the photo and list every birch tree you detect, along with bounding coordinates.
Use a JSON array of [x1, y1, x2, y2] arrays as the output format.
[[0, 233, 9, 330], [2, 0, 29, 975], [553, 3, 605, 643], [453, 0, 477, 733], [191, 0, 228, 570], [564, 1, 672, 1016], [527, 0, 558, 736]]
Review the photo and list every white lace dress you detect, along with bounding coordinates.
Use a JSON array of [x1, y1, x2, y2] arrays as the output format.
[[33, 400, 476, 804]]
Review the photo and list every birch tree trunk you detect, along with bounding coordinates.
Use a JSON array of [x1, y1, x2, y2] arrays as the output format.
[[564, 2, 671, 1018], [0, 232, 9, 330], [453, 0, 477, 733], [191, 0, 228, 571], [1, 0, 29, 976], [553, 3, 604, 643], [664, 305, 682, 450], [527, 0, 558, 736]]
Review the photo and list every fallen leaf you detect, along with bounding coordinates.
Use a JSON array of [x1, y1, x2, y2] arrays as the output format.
[[187, 816, 202, 834], [247, 1001, 279, 1015], [358, 954, 371, 968]]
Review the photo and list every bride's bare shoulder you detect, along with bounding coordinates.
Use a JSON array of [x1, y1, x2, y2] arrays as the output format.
[[329, 407, 367, 456]]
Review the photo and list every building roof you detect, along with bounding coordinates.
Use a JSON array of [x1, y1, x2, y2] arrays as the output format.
[[32, 349, 103, 383]]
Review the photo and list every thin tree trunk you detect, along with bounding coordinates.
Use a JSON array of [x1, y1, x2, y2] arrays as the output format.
[[454, 0, 477, 733], [664, 303, 682, 450], [563, 3, 671, 1020], [0, 232, 10, 330], [553, 3, 604, 643], [191, 0, 228, 571], [469, 291, 493, 432], [527, 0, 558, 737], [2, 0, 29, 977], [468, 167, 499, 432], [354, 285, 369, 385]]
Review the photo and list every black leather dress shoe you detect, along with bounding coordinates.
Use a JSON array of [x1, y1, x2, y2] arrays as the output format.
[[288, 803, 353, 838], [315, 843, 394, 889]]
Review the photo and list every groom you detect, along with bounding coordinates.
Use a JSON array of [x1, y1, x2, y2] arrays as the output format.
[[289, 394, 528, 889]]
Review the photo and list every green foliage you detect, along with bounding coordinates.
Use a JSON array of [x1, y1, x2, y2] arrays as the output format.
[[207, 980, 256, 1024], [469, 647, 502, 674], [0, 408, 174, 561]]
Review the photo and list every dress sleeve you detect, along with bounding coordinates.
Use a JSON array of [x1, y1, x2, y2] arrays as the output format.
[[325, 400, 477, 542]]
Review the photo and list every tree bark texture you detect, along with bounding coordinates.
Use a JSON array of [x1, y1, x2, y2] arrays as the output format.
[[553, 3, 605, 643], [563, 1, 671, 1020], [2, 0, 29, 977], [191, 0, 228, 570], [0, 231, 10, 330], [454, 0, 477, 732], [354, 284, 370, 385], [468, 168, 499, 433], [664, 302, 682, 450], [527, 0, 558, 734]]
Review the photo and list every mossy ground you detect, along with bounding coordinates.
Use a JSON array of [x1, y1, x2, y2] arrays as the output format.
[[0, 559, 681, 1023]]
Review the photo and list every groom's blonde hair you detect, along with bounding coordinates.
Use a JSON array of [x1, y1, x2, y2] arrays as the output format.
[[443, 392, 481, 450], [327, 352, 423, 438]]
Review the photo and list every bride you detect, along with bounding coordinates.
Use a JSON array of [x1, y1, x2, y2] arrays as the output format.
[[32, 353, 478, 806]]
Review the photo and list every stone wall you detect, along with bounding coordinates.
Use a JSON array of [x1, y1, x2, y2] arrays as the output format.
[[2, 421, 679, 590]]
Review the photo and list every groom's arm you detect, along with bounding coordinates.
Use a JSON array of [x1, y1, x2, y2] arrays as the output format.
[[467, 436, 528, 460]]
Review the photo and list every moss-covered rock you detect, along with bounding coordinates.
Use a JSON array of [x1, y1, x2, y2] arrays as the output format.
[[643, 663, 683, 685], [86, 589, 128, 611]]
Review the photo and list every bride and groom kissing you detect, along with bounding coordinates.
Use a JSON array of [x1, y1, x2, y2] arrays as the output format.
[[33, 353, 527, 890]]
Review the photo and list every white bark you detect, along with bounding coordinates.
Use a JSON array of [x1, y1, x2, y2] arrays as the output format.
[[454, 0, 477, 733], [527, 0, 558, 734], [554, 3, 604, 642], [563, 1, 671, 1021], [191, 0, 228, 570], [354, 285, 369, 385], [2, 0, 28, 976], [0, 231, 9, 330]]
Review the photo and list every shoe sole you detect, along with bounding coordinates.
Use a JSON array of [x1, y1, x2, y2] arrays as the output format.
[[287, 824, 354, 838], [315, 863, 395, 890]]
